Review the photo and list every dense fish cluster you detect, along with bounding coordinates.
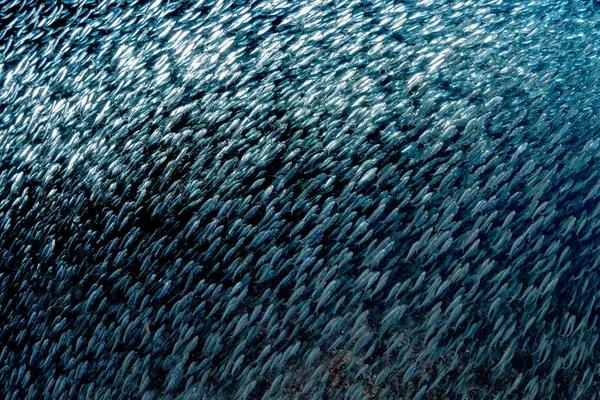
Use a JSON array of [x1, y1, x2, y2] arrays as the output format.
[[3, 0, 600, 398]]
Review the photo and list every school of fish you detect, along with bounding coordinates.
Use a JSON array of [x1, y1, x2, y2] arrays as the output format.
[[2, 0, 600, 398]]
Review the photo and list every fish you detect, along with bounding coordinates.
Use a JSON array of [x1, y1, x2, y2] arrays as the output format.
[[3, 0, 600, 398]]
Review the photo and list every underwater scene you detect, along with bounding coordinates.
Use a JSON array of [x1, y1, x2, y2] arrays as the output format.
[[1, 0, 600, 399]]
